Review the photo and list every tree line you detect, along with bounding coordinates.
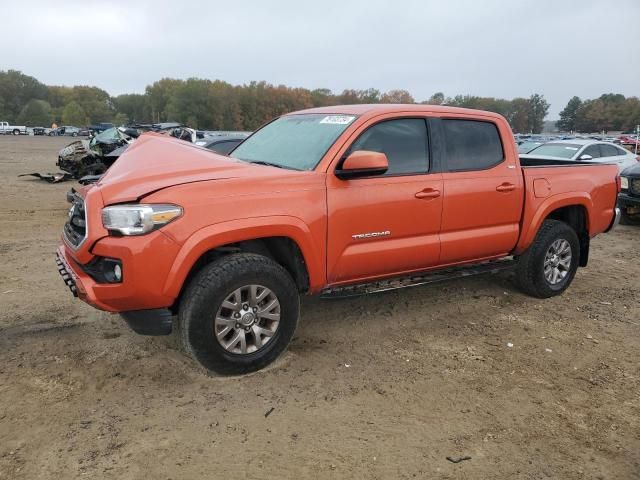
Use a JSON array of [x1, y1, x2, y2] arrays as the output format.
[[557, 94, 640, 133], [1, 69, 636, 134]]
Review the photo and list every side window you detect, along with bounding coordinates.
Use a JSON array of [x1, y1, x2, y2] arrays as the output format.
[[582, 145, 601, 158], [600, 144, 619, 157], [347, 119, 429, 175], [616, 146, 629, 156], [442, 120, 504, 171]]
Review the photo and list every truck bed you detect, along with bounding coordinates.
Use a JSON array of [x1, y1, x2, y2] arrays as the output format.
[[514, 160, 619, 254]]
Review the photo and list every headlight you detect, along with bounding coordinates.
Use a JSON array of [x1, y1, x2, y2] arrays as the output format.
[[102, 204, 182, 236], [620, 177, 629, 190]]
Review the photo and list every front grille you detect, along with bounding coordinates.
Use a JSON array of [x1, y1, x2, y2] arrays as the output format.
[[64, 194, 87, 248], [630, 178, 640, 196]]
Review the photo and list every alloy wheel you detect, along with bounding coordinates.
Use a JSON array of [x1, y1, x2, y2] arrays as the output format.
[[214, 284, 281, 354]]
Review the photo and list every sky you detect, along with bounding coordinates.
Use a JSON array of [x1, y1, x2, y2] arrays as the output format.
[[3, 0, 639, 118]]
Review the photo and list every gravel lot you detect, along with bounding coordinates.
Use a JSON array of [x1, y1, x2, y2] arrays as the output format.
[[0, 136, 638, 479]]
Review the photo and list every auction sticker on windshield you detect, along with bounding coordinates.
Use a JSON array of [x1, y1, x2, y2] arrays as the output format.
[[320, 115, 356, 125]]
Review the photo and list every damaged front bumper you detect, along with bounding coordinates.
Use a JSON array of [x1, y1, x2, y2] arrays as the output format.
[[56, 244, 176, 335], [55, 250, 78, 297]]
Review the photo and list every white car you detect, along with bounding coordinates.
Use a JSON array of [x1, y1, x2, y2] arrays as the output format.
[[521, 139, 638, 172]]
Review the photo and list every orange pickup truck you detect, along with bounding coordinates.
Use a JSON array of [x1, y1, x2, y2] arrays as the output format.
[[56, 105, 621, 373]]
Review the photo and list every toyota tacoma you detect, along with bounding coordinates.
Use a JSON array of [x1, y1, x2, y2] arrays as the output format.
[[56, 105, 621, 374]]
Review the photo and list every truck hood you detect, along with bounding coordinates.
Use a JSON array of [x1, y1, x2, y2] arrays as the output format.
[[621, 161, 640, 177], [96, 133, 279, 204]]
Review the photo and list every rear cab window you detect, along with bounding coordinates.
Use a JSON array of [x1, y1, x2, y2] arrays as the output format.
[[442, 119, 504, 171]]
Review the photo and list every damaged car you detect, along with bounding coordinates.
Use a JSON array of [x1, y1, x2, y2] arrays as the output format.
[[56, 127, 136, 178], [21, 122, 249, 185], [20, 127, 137, 183]]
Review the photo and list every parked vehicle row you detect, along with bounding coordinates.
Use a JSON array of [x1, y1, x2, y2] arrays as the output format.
[[516, 133, 640, 149], [520, 139, 638, 172], [55, 104, 621, 374], [49, 126, 90, 137]]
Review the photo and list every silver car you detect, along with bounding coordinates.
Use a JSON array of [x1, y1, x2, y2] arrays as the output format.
[[521, 139, 638, 172]]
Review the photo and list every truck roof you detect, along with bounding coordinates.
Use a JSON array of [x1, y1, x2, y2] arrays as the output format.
[[291, 103, 505, 120]]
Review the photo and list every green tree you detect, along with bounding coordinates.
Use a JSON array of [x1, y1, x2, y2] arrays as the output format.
[[380, 89, 414, 103], [144, 78, 183, 123], [507, 98, 530, 133], [112, 112, 129, 126], [527, 94, 549, 133], [357, 88, 381, 103], [556, 96, 582, 132], [113, 94, 147, 123], [425, 92, 445, 105], [16, 99, 53, 126], [0, 70, 48, 122], [310, 88, 335, 107], [62, 101, 89, 126], [69, 86, 114, 123]]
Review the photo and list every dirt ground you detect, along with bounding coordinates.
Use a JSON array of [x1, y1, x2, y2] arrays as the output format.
[[0, 135, 638, 480]]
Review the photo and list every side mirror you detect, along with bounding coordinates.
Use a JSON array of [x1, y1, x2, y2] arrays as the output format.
[[579, 154, 593, 160], [335, 150, 388, 179]]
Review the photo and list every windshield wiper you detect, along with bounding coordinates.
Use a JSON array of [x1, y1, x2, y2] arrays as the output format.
[[248, 160, 285, 169]]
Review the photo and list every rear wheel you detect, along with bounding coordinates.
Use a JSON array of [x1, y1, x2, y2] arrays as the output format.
[[12, 129, 20, 135], [516, 219, 579, 298], [178, 253, 299, 375]]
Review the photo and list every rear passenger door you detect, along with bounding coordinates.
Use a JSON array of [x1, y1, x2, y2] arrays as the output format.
[[438, 118, 523, 264]]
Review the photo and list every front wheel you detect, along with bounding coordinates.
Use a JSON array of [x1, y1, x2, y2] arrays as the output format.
[[178, 253, 299, 375], [515, 219, 580, 298]]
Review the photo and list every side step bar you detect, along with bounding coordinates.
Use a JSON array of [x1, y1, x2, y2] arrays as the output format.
[[320, 258, 516, 299]]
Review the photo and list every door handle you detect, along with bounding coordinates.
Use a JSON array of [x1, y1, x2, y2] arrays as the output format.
[[415, 188, 441, 199], [496, 183, 516, 192]]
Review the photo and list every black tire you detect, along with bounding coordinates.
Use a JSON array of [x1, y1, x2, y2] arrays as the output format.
[[12, 129, 20, 135], [515, 219, 580, 298], [178, 253, 299, 375]]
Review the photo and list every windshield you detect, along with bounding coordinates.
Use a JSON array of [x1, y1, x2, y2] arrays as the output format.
[[230, 114, 356, 170], [518, 141, 543, 154], [527, 143, 581, 159], [90, 127, 122, 147]]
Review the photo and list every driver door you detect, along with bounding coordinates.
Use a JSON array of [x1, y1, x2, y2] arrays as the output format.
[[326, 117, 443, 284]]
